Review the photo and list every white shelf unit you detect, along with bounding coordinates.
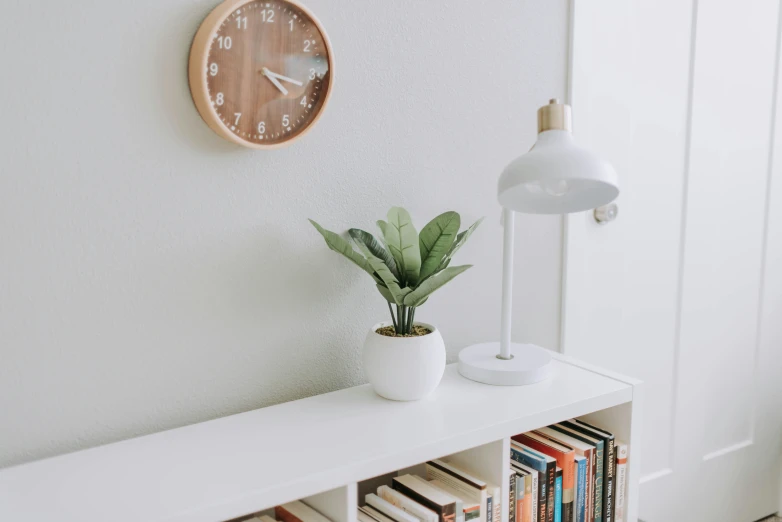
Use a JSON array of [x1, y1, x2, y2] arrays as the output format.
[[0, 353, 642, 522]]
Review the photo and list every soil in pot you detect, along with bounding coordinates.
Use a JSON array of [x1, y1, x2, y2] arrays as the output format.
[[375, 325, 432, 338]]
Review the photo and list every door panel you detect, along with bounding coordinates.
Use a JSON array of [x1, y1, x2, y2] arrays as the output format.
[[566, 0, 693, 489], [565, 1, 782, 521], [679, 0, 778, 461]]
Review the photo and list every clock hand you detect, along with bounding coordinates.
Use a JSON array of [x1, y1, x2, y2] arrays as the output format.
[[268, 75, 289, 95], [262, 68, 289, 95], [265, 70, 304, 87]]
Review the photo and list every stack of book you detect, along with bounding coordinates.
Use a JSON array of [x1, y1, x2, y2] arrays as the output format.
[[509, 419, 628, 522], [232, 500, 333, 522], [358, 459, 502, 522]]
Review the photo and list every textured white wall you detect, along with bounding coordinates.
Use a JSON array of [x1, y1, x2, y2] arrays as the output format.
[[0, 0, 569, 467]]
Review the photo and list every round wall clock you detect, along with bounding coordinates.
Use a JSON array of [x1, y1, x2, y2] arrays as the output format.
[[188, 0, 334, 149]]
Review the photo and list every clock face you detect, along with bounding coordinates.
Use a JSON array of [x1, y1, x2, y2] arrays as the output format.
[[189, 0, 333, 148]]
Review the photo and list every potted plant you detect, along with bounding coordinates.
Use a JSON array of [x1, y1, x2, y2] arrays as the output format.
[[310, 207, 481, 401]]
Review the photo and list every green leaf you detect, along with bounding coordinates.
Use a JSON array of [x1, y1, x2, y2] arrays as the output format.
[[375, 284, 395, 303], [349, 229, 399, 280], [309, 219, 378, 281], [403, 265, 472, 307], [418, 211, 460, 282], [438, 217, 484, 270], [353, 240, 410, 305], [384, 207, 422, 287], [376, 220, 388, 239], [375, 284, 413, 305]]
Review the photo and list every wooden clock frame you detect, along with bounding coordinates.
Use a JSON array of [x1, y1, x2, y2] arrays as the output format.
[[188, 0, 335, 150]]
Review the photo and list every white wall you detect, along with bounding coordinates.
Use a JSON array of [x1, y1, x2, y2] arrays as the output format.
[[0, 0, 570, 467]]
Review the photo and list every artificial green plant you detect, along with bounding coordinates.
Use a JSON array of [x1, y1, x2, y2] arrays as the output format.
[[310, 207, 482, 335]]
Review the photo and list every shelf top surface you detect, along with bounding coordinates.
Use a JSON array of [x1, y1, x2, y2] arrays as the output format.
[[0, 354, 635, 522]]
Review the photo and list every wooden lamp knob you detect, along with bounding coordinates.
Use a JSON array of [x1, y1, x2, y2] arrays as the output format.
[[537, 98, 572, 133]]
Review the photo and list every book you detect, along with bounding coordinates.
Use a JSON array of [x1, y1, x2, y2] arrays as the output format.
[[425, 460, 489, 522], [258, 517, 278, 522], [512, 462, 539, 522], [553, 422, 603, 522], [537, 426, 594, 522], [429, 480, 481, 522], [512, 466, 531, 522], [366, 494, 420, 522], [554, 467, 562, 522], [613, 443, 627, 522], [486, 482, 501, 522], [393, 475, 458, 522], [519, 470, 528, 522], [412, 476, 461, 522], [574, 455, 587, 522], [379, 485, 439, 522], [486, 493, 493, 522], [420, 480, 464, 522], [514, 432, 575, 522], [524, 470, 534, 522], [275, 501, 332, 522], [361, 505, 398, 522], [510, 441, 556, 522], [509, 471, 517, 522], [569, 420, 615, 522]]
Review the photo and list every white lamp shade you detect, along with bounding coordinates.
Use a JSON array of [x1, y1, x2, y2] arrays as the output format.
[[498, 130, 619, 214]]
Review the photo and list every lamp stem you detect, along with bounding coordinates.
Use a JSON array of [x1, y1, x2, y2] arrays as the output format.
[[499, 208, 515, 360]]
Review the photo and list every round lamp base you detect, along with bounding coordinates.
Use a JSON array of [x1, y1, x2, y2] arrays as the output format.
[[457, 342, 554, 386]]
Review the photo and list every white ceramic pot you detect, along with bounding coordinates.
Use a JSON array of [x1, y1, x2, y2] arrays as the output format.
[[362, 321, 446, 401]]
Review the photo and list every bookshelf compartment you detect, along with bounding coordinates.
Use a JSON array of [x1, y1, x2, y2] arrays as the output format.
[[505, 405, 641, 522], [580, 402, 638, 522], [224, 484, 357, 522], [357, 439, 510, 522]]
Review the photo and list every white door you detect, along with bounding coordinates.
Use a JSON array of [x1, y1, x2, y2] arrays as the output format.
[[564, 1, 782, 521]]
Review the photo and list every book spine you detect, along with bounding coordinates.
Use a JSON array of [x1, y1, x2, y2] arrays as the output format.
[[558, 457, 573, 522], [509, 473, 516, 522], [586, 449, 593, 522], [530, 469, 539, 522], [603, 437, 614, 522], [571, 462, 577, 522], [517, 474, 525, 522], [554, 469, 562, 522], [546, 461, 555, 522], [524, 474, 533, 522], [561, 481, 573, 522], [576, 459, 586, 522], [593, 442, 604, 522], [614, 445, 627, 522], [487, 494, 493, 522], [517, 473, 525, 522], [492, 486, 502, 522], [392, 481, 456, 522]]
